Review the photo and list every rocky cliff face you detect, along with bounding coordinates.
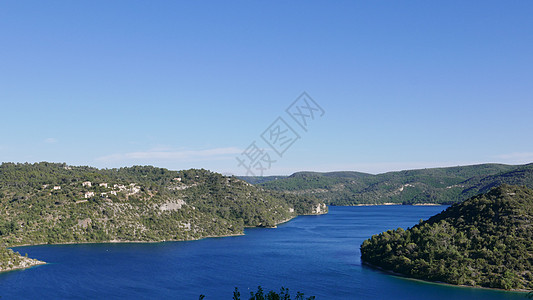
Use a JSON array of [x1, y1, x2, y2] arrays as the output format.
[[311, 203, 328, 215]]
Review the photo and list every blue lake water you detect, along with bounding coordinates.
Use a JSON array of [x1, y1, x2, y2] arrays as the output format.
[[1, 206, 528, 299]]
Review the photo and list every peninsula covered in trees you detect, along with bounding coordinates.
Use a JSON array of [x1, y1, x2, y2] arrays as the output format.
[[0, 162, 326, 272], [360, 185, 533, 291]]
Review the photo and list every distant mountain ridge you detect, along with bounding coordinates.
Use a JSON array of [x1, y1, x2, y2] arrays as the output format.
[[240, 163, 533, 205]]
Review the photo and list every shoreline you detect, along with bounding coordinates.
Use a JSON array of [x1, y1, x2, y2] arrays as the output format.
[[362, 261, 531, 294], [0, 256, 47, 274], [10, 232, 246, 248], [10, 214, 313, 248], [338, 203, 446, 207], [4, 213, 318, 273], [353, 203, 401, 206]]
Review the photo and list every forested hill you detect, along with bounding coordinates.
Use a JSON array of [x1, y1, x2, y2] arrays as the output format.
[[242, 163, 533, 205], [0, 162, 326, 271], [360, 185, 533, 291]]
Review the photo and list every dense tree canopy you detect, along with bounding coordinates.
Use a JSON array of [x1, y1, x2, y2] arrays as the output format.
[[360, 185, 533, 291], [199, 286, 315, 300]]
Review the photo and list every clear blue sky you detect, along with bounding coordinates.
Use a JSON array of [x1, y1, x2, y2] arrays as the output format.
[[1, 1, 532, 175]]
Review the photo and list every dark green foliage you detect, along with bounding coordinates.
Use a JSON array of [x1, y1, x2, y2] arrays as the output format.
[[461, 164, 533, 198], [233, 287, 241, 300], [360, 185, 533, 290], [251, 163, 533, 205], [238, 176, 288, 185], [223, 286, 315, 300], [0, 247, 24, 270], [0, 162, 325, 252], [0, 244, 43, 271]]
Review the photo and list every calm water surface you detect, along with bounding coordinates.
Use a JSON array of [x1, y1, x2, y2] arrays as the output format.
[[1, 206, 528, 299]]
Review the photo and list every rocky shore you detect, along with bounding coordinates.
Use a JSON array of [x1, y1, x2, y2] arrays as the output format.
[[0, 251, 46, 273]]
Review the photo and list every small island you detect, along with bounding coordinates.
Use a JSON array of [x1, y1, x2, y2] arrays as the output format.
[[360, 184, 533, 291]]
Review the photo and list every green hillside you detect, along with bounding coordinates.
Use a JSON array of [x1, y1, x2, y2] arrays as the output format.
[[0, 162, 326, 272], [238, 175, 288, 185], [460, 164, 533, 198], [360, 185, 533, 291], [251, 163, 533, 205]]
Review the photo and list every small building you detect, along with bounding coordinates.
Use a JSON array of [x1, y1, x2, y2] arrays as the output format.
[[110, 191, 117, 196], [84, 191, 95, 198], [99, 183, 108, 188], [173, 177, 182, 182], [53, 186, 61, 190], [114, 184, 126, 191], [82, 181, 92, 187]]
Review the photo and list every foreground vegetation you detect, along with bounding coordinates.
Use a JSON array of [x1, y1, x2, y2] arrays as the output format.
[[242, 163, 533, 205], [360, 185, 533, 291], [0, 162, 326, 271], [199, 286, 315, 300]]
